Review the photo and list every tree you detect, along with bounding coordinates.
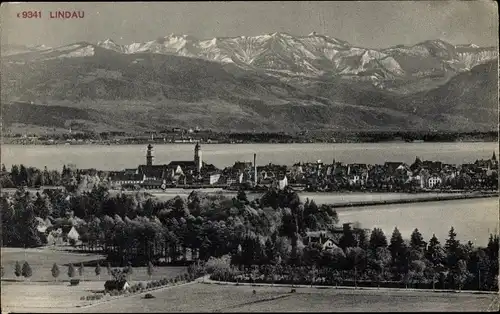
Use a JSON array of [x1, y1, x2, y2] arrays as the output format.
[[407, 260, 426, 288], [303, 242, 322, 266], [95, 263, 102, 280], [425, 234, 446, 289], [237, 190, 248, 203], [346, 247, 366, 288], [410, 228, 425, 253], [68, 263, 75, 278], [147, 261, 154, 280], [111, 268, 126, 282], [14, 261, 22, 278], [389, 227, 405, 262], [51, 263, 60, 281], [388, 227, 408, 280], [22, 261, 32, 280], [368, 247, 391, 287], [369, 228, 388, 252], [126, 262, 133, 280], [339, 224, 357, 250], [106, 262, 112, 279], [455, 259, 472, 291], [264, 238, 276, 264], [79, 262, 85, 280], [445, 227, 461, 271], [19, 164, 29, 186], [10, 165, 20, 186], [357, 229, 369, 250], [445, 227, 460, 253]]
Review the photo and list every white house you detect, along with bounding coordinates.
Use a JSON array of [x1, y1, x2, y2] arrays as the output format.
[[209, 173, 221, 185], [66, 226, 81, 245], [427, 175, 442, 188], [278, 175, 288, 190], [322, 239, 340, 251]]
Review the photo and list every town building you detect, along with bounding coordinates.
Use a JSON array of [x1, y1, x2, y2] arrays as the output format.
[[109, 143, 220, 188]]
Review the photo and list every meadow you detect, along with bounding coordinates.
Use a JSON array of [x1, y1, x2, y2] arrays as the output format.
[[1, 247, 188, 314], [77, 282, 498, 313], [1, 247, 187, 282]]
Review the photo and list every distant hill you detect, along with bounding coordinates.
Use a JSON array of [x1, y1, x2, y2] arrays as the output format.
[[0, 34, 498, 134]]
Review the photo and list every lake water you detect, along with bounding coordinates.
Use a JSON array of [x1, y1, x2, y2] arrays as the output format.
[[336, 198, 498, 247], [2, 142, 498, 171]]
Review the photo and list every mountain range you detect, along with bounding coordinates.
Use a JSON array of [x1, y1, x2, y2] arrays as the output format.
[[1, 33, 498, 133]]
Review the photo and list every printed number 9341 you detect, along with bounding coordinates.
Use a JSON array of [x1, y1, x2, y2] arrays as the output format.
[[17, 11, 42, 18]]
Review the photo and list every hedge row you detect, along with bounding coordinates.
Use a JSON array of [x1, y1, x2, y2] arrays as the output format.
[[82, 273, 197, 302]]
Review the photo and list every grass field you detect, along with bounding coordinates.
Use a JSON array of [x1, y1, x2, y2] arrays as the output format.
[[1, 247, 189, 313], [2, 280, 497, 313], [1, 247, 187, 282], [1, 247, 107, 282], [75, 283, 498, 313], [1, 281, 104, 312]]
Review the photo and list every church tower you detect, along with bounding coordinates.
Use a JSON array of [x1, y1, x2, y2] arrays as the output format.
[[146, 144, 154, 166], [194, 142, 202, 173]]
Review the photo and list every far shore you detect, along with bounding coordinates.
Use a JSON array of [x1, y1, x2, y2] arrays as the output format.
[[325, 192, 498, 208]]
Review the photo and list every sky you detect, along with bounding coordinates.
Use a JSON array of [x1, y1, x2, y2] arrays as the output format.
[[0, 1, 498, 49]]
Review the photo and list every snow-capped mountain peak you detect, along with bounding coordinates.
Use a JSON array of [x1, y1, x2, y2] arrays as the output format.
[[7, 33, 496, 87]]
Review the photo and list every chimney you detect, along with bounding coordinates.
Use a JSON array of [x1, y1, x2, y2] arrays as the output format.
[[254, 153, 257, 186]]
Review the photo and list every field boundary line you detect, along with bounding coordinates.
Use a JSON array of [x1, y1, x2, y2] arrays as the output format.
[[214, 293, 292, 312], [202, 278, 498, 295]]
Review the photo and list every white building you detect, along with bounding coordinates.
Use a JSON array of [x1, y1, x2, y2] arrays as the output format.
[[427, 175, 442, 188], [278, 175, 288, 190], [209, 173, 221, 185]]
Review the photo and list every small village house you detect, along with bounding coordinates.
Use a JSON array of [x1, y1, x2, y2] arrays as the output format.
[[104, 280, 130, 291]]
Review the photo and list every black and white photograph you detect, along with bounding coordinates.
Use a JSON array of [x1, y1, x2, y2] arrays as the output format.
[[0, 1, 499, 312]]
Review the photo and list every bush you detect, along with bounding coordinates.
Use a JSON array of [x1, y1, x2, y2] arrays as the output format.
[[206, 255, 231, 274], [68, 264, 75, 278], [14, 261, 22, 277], [22, 261, 33, 279], [144, 293, 155, 299], [80, 296, 85, 300], [138, 282, 145, 289]]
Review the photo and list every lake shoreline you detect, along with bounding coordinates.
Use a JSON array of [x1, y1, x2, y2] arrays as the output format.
[[326, 192, 498, 208], [3, 140, 499, 146]]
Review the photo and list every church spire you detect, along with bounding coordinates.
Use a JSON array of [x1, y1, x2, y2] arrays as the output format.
[[146, 144, 154, 166], [194, 142, 202, 174]]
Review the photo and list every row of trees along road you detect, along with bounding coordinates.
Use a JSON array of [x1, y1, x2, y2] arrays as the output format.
[[1, 260, 158, 282]]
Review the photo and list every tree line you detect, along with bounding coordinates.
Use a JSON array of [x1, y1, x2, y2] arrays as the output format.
[[1, 184, 497, 291], [0, 164, 108, 190], [219, 226, 499, 291]]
